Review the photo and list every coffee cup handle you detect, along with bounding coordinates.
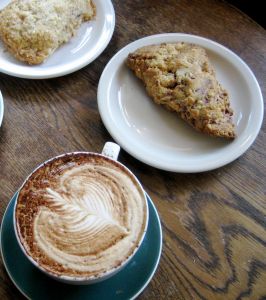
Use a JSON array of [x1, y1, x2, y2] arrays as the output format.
[[102, 142, 120, 161]]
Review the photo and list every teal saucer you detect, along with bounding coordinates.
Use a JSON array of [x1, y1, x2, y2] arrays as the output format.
[[0, 193, 162, 300]]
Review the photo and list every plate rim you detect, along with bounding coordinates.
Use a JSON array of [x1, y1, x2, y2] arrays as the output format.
[[130, 194, 163, 300], [0, 90, 3, 127], [0, 192, 163, 300], [97, 33, 264, 173], [0, 0, 115, 79]]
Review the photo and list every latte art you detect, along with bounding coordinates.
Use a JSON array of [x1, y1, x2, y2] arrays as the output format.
[[15, 153, 147, 278]]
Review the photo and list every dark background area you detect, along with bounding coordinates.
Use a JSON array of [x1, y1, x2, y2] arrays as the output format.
[[227, 0, 265, 27]]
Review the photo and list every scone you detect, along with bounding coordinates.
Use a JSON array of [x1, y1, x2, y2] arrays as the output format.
[[127, 43, 235, 138], [0, 0, 96, 64]]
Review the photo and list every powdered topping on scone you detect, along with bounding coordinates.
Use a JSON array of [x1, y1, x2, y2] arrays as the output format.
[[0, 0, 96, 64], [127, 43, 235, 138]]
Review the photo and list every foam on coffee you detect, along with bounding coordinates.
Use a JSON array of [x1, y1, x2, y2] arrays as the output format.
[[15, 153, 147, 278]]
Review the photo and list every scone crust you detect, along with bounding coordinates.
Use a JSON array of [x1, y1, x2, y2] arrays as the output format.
[[0, 0, 96, 65], [127, 43, 235, 139]]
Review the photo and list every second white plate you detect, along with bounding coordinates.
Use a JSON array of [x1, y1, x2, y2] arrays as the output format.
[[97, 33, 264, 173], [0, 0, 115, 79], [0, 90, 3, 127]]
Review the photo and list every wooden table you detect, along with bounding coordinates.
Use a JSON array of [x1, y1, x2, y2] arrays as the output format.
[[0, 0, 265, 299]]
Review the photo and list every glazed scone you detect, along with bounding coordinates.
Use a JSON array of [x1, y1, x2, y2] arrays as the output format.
[[127, 43, 235, 138], [0, 0, 96, 64]]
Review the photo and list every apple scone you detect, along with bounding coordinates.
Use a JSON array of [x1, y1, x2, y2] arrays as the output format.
[[0, 0, 96, 64], [127, 43, 235, 138]]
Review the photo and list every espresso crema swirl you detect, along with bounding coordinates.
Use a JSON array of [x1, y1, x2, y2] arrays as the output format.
[[16, 154, 147, 277]]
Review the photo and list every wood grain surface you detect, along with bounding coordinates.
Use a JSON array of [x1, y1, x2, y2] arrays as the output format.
[[0, 0, 265, 299]]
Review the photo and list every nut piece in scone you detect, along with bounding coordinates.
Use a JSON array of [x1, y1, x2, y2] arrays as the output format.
[[127, 43, 235, 139], [0, 0, 96, 65]]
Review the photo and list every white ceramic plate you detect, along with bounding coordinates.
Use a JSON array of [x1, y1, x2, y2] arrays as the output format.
[[98, 33, 264, 173], [0, 0, 115, 79], [0, 90, 3, 127]]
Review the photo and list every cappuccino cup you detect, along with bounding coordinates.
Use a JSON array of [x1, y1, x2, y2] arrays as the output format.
[[13, 142, 148, 284]]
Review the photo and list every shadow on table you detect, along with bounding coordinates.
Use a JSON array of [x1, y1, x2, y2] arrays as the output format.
[[226, 0, 265, 28]]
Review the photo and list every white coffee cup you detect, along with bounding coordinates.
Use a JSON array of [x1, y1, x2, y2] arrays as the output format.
[[13, 142, 149, 284]]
